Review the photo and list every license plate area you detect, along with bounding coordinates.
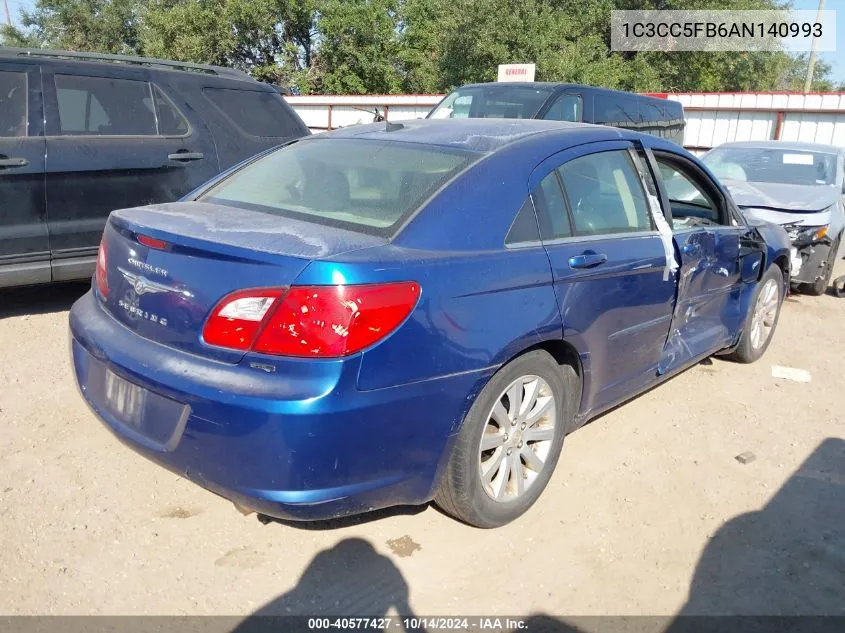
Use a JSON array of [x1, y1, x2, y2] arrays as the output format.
[[85, 359, 190, 450], [105, 369, 147, 429]]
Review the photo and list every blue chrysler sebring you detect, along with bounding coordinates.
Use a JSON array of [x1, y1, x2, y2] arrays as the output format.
[[70, 119, 791, 527]]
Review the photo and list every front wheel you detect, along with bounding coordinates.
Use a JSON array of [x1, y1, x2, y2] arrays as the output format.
[[725, 264, 784, 364], [434, 350, 579, 528]]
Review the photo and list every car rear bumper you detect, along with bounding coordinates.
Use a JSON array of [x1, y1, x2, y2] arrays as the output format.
[[69, 290, 488, 520]]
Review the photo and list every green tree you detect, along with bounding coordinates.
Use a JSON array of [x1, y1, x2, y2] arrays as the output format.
[[139, 0, 317, 90], [1, 0, 145, 54], [313, 0, 403, 94]]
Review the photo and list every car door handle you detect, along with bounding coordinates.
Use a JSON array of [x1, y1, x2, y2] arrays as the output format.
[[0, 157, 29, 168], [568, 253, 608, 269], [167, 152, 204, 162]]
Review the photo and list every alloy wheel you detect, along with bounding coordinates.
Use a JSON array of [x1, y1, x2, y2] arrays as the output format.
[[478, 375, 557, 502]]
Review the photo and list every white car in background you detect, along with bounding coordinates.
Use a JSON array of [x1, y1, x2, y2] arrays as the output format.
[[702, 141, 845, 295]]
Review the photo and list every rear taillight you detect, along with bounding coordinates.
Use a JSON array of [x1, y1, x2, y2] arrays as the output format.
[[95, 237, 108, 298], [203, 282, 420, 357], [202, 288, 285, 351]]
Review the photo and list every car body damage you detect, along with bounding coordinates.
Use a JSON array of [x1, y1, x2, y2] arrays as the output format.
[[703, 141, 845, 293]]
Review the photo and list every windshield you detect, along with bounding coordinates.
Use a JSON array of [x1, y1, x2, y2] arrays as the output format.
[[200, 139, 479, 237], [704, 147, 838, 186], [428, 85, 556, 120]]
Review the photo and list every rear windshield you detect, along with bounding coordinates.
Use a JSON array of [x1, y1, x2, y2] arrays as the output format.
[[200, 138, 479, 236], [429, 85, 555, 120]]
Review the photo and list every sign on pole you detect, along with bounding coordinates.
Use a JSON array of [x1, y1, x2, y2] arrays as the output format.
[[497, 63, 536, 82]]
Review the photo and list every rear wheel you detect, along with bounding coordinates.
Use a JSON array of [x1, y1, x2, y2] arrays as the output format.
[[435, 350, 578, 528], [801, 236, 840, 296], [725, 264, 784, 364]]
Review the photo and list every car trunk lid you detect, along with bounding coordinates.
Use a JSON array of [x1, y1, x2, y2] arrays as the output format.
[[99, 201, 385, 363]]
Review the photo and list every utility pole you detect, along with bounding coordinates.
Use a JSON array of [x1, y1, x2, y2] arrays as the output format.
[[803, 0, 826, 93], [3, 0, 11, 26]]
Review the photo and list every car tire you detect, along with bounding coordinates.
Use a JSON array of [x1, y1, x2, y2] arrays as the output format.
[[434, 349, 579, 528], [725, 264, 785, 364], [801, 236, 840, 296]]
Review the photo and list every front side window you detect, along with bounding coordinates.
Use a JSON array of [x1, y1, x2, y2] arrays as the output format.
[[55, 74, 158, 136], [656, 157, 722, 227], [541, 93, 582, 122], [201, 138, 479, 237], [0, 71, 27, 137], [558, 150, 653, 236]]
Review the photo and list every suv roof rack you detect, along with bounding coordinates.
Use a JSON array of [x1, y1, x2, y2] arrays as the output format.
[[0, 47, 254, 80]]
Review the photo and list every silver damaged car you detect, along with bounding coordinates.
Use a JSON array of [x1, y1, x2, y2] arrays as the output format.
[[703, 141, 845, 295]]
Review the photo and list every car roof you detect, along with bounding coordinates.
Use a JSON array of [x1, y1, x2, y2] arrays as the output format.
[[314, 118, 615, 153], [0, 47, 257, 83], [713, 140, 842, 154], [453, 82, 674, 105]]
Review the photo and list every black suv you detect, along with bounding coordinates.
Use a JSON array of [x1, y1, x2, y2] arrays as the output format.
[[0, 48, 310, 288]]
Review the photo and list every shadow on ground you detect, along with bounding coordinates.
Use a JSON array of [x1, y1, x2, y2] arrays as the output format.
[[256, 504, 429, 531], [233, 438, 845, 633], [0, 281, 89, 319]]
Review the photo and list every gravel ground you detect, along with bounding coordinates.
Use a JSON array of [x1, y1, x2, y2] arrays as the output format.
[[1, 261, 843, 622]]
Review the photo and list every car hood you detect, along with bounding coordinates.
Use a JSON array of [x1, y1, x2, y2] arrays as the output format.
[[722, 179, 839, 213]]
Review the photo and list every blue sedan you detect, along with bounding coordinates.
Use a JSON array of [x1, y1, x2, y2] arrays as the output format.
[[69, 119, 791, 527]]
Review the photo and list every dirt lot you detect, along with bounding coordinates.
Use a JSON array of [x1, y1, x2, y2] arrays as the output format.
[[1, 261, 843, 623]]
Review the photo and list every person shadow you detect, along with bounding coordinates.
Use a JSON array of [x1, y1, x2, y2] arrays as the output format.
[[231, 537, 425, 633], [521, 437, 845, 633], [232, 439, 845, 633]]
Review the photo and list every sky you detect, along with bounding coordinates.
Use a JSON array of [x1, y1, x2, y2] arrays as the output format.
[[3, 0, 844, 86]]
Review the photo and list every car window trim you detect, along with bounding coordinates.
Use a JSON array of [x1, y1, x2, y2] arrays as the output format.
[[541, 229, 662, 246]]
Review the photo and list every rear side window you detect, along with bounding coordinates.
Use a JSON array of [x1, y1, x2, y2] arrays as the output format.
[[534, 172, 572, 240], [0, 70, 27, 137], [201, 138, 478, 237], [55, 74, 157, 136], [558, 150, 653, 236], [204, 88, 302, 137], [593, 95, 638, 126], [505, 198, 540, 246], [153, 85, 190, 135]]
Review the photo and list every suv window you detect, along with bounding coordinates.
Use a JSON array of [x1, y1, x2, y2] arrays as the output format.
[[204, 88, 302, 137], [0, 70, 27, 137], [655, 156, 723, 227], [153, 85, 190, 136], [541, 93, 582, 122], [558, 150, 653, 236], [55, 74, 158, 136]]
